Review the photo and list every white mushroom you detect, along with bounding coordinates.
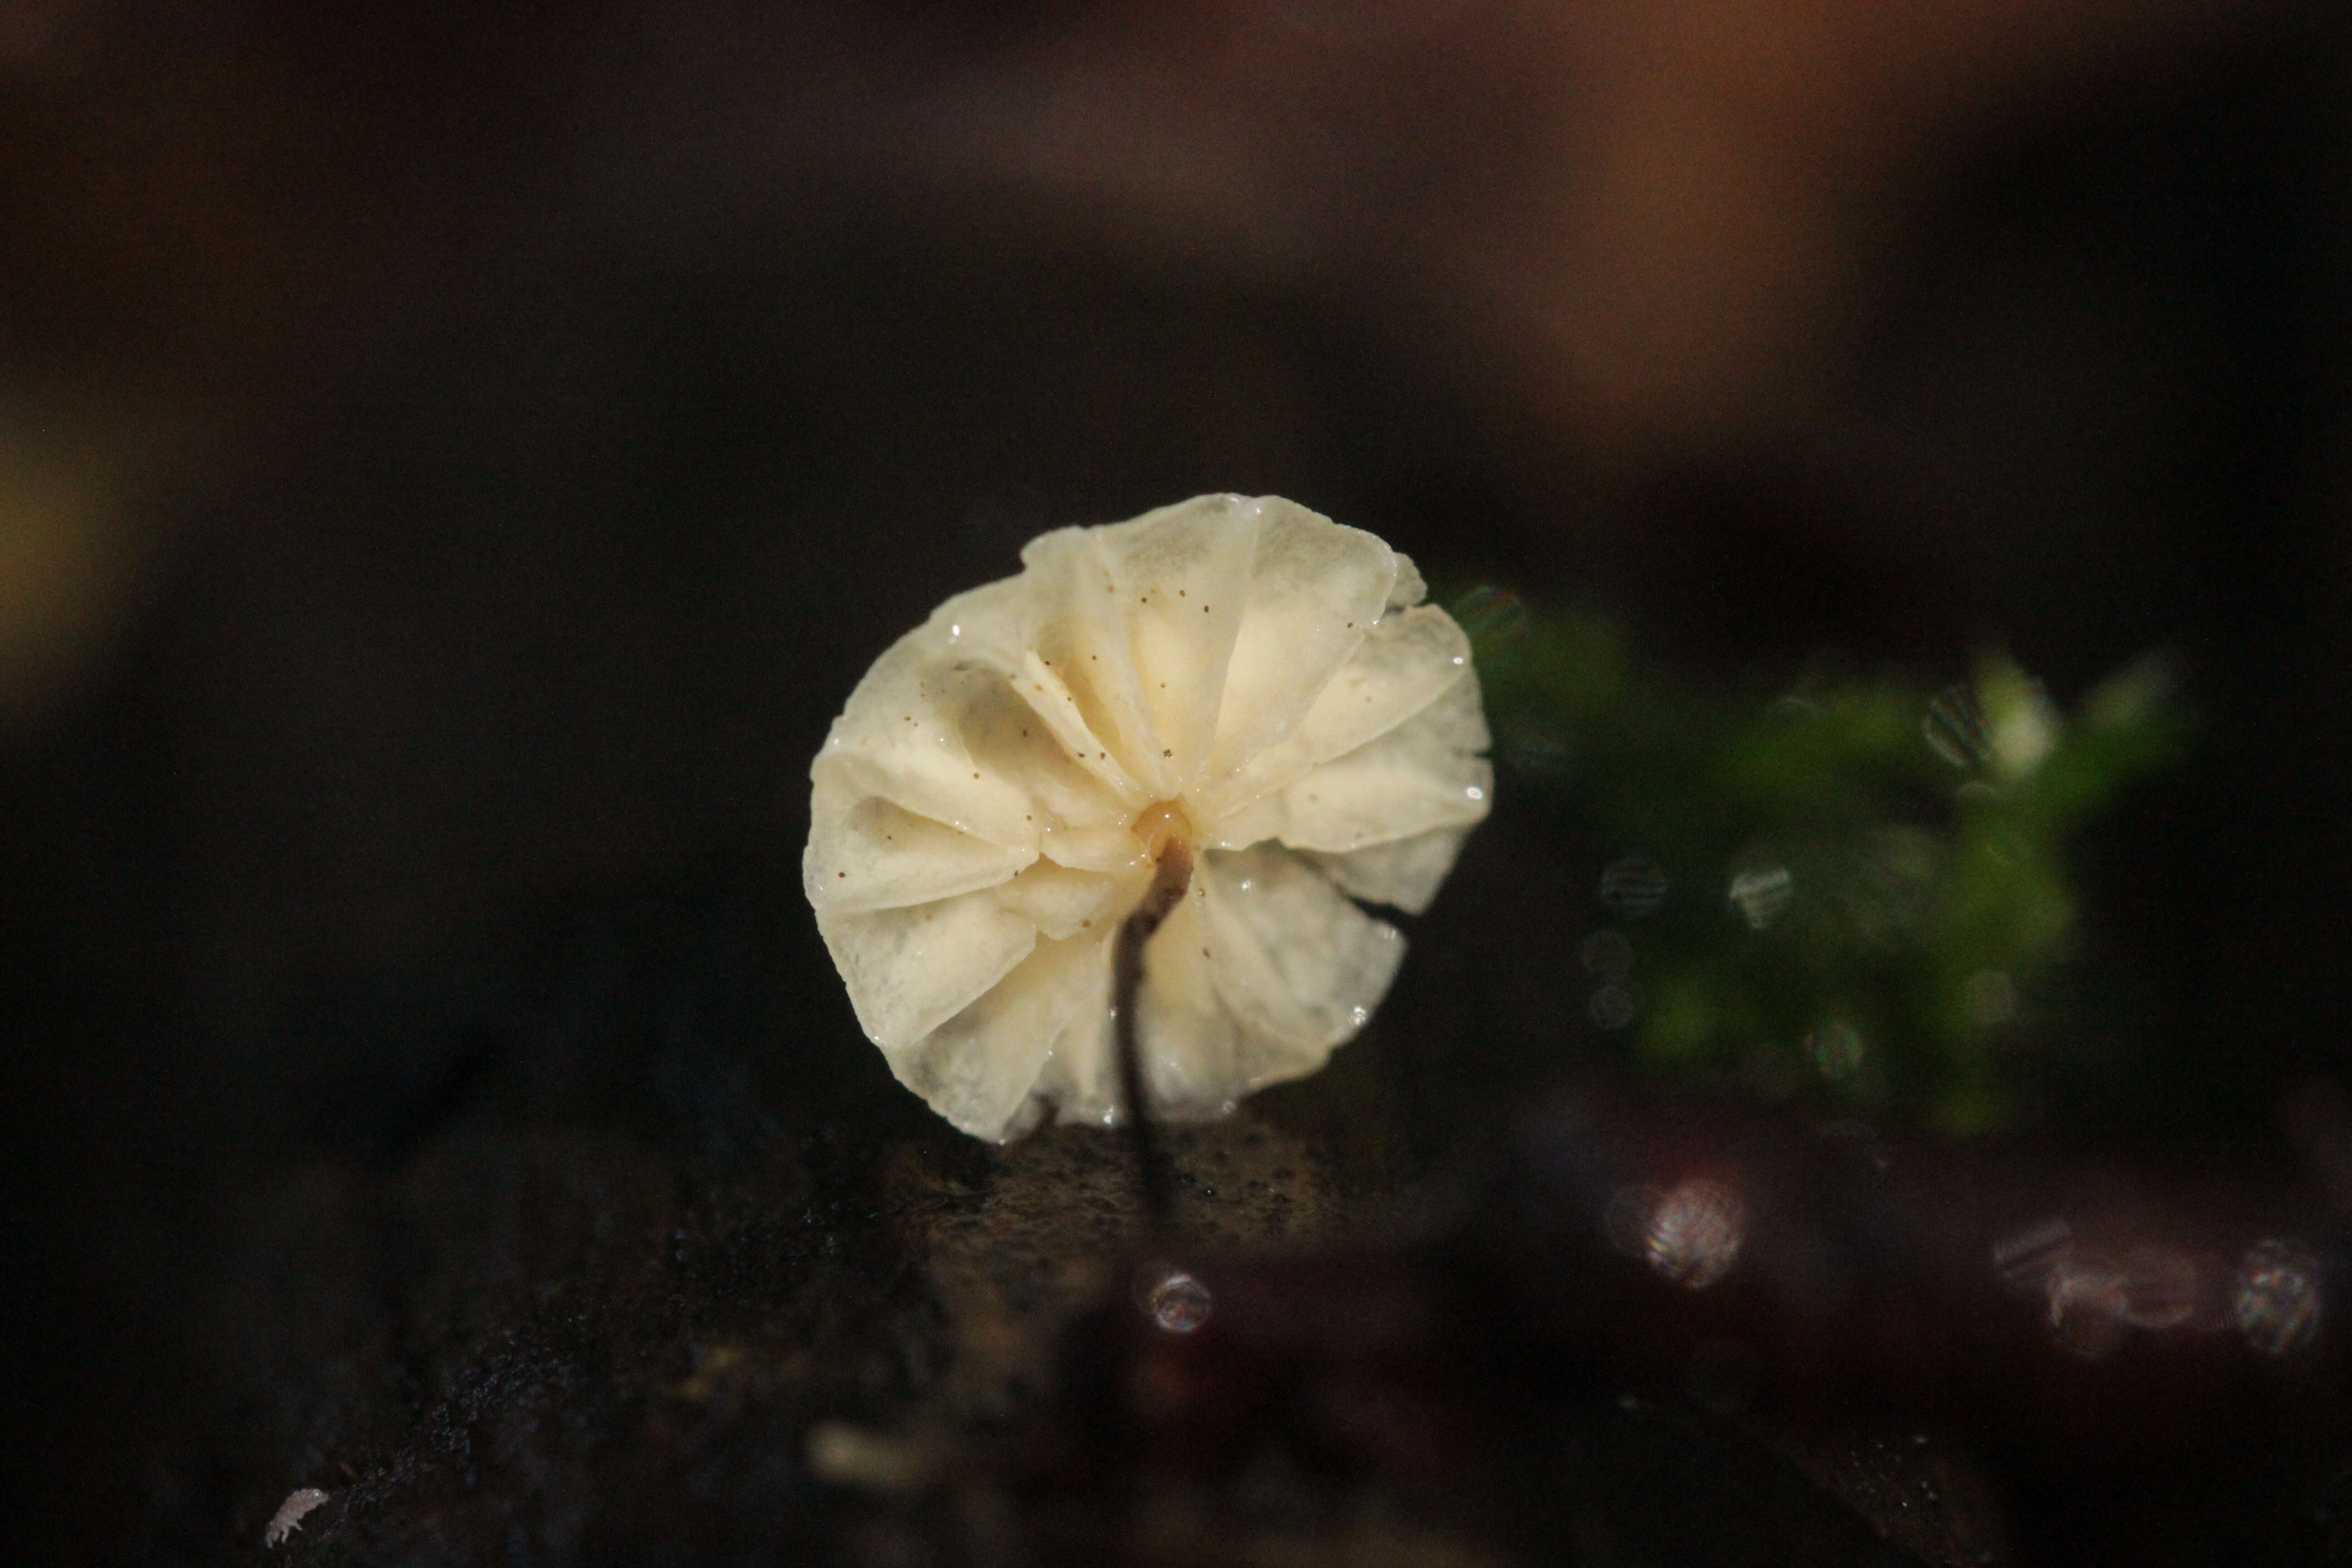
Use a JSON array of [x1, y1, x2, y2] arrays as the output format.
[[805, 495, 1491, 1141]]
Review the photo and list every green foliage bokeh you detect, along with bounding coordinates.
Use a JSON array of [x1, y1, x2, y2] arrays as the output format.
[[1458, 588, 2190, 1133]]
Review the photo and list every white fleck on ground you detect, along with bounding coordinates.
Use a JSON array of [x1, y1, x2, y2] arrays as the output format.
[[264, 1487, 330, 1548]]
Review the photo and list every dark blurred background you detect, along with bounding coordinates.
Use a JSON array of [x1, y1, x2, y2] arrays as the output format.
[[5, 0, 2350, 1560]]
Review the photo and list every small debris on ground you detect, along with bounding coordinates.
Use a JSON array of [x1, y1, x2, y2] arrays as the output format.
[[263, 1487, 329, 1548]]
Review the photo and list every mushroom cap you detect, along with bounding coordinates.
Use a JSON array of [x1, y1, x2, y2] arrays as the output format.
[[805, 494, 1491, 1140]]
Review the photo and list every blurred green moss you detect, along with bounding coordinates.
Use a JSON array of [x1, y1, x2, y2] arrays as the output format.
[[1458, 588, 2191, 1133]]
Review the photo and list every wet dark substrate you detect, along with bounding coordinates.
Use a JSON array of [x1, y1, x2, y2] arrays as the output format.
[[115, 874, 2352, 1568]]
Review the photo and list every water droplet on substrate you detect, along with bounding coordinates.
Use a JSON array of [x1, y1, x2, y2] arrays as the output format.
[[1924, 684, 1991, 769], [1728, 865, 1794, 931], [1643, 1178, 1747, 1290], [1599, 855, 1668, 919], [1454, 585, 1527, 647], [1588, 982, 1640, 1031], [1964, 969, 2018, 1028], [2234, 1239, 2323, 1357], [2118, 1246, 2201, 1331], [1991, 1216, 2073, 1295], [1580, 929, 1633, 976], [1135, 1265, 1215, 1334], [1808, 1020, 1866, 1082]]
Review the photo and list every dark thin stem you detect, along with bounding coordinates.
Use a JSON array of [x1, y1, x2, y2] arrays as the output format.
[[1112, 838, 1192, 1230]]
